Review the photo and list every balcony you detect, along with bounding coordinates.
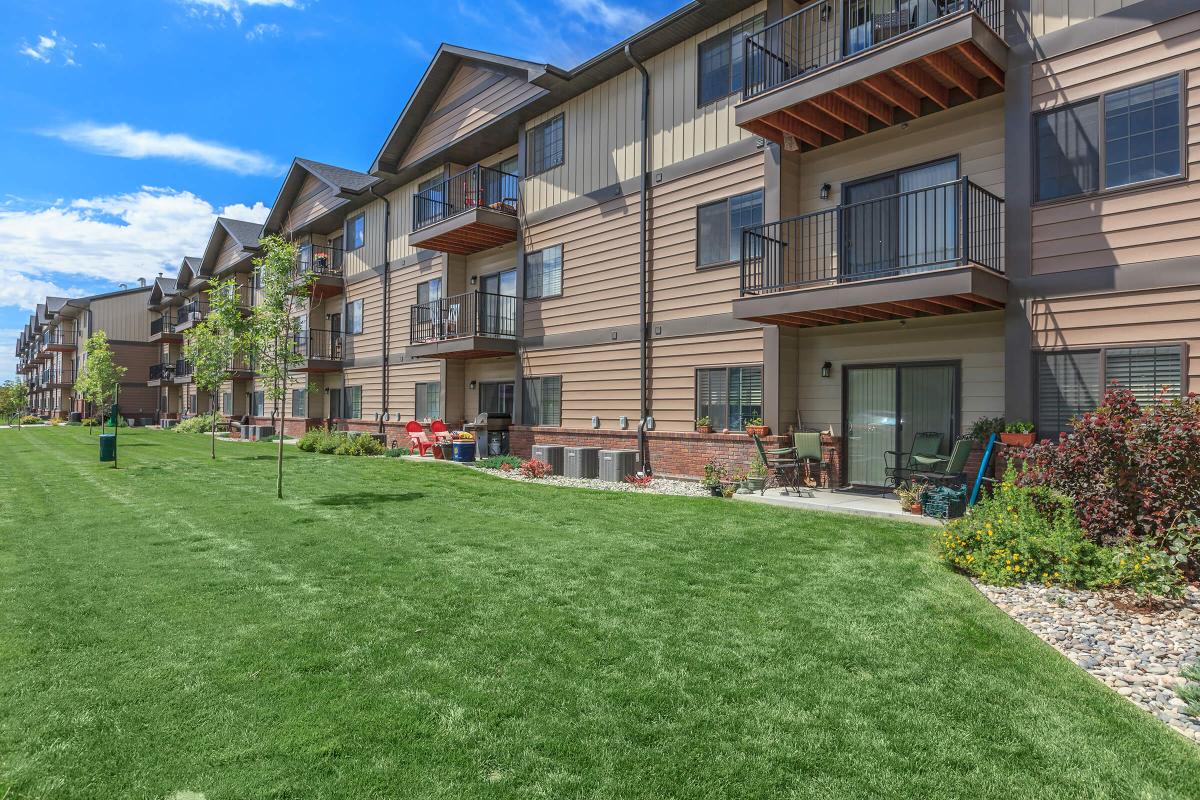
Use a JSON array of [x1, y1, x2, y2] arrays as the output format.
[[409, 164, 520, 256], [44, 331, 77, 352], [148, 363, 170, 386], [737, 0, 1005, 150], [174, 359, 194, 383], [175, 299, 208, 332], [291, 328, 344, 373], [150, 316, 181, 343], [227, 357, 254, 379], [407, 290, 518, 360], [733, 178, 1006, 327], [44, 370, 76, 388], [291, 243, 345, 301]]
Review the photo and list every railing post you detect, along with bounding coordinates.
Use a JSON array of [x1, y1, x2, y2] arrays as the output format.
[[959, 176, 970, 265]]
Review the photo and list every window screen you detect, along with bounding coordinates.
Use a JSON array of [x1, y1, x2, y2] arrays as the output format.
[[480, 382, 514, 415], [345, 299, 363, 334], [697, 190, 763, 266], [523, 376, 562, 426], [1036, 351, 1100, 438], [697, 15, 765, 105], [1035, 100, 1100, 201], [527, 115, 564, 175], [346, 214, 365, 250], [696, 366, 763, 431], [1104, 345, 1182, 405]]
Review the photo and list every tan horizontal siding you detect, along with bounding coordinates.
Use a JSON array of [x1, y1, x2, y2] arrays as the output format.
[[284, 173, 345, 234], [342, 278, 385, 360], [1029, 0, 1139, 40], [215, 232, 243, 273], [388, 361, 442, 422]]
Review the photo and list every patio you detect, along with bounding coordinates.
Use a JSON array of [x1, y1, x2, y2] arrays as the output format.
[[735, 486, 943, 526]]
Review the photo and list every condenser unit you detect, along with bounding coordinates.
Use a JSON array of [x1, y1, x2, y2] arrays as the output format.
[[565, 446, 600, 479], [599, 449, 639, 482], [531, 444, 565, 475]]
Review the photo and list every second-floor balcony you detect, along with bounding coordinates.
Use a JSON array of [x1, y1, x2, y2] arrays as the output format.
[[409, 164, 520, 256], [150, 316, 181, 342], [42, 369, 76, 388], [175, 299, 208, 332], [148, 363, 169, 384], [737, 0, 1005, 150], [174, 359, 194, 383], [290, 328, 344, 373], [407, 290, 518, 360], [733, 177, 1006, 328]]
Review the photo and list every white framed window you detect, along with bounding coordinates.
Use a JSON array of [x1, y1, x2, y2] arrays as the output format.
[[522, 376, 562, 426], [697, 190, 763, 267]]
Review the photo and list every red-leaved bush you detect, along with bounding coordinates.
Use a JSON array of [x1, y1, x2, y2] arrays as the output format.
[[1014, 387, 1200, 559], [519, 459, 553, 479]]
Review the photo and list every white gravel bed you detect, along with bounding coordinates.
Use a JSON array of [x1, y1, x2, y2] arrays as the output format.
[[975, 581, 1200, 743], [475, 467, 709, 497]]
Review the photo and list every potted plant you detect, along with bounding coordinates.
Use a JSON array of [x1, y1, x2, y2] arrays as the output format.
[[730, 469, 748, 493], [744, 417, 770, 437], [896, 482, 924, 514], [1000, 420, 1035, 447], [745, 454, 767, 492], [967, 416, 1006, 446], [695, 416, 712, 434], [701, 460, 727, 497]]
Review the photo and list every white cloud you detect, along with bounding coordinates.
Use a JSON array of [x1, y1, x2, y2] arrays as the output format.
[[42, 122, 284, 176], [556, 0, 650, 34], [181, 0, 302, 26], [245, 22, 281, 40], [397, 34, 428, 60], [0, 328, 22, 380], [18, 31, 77, 66], [0, 187, 270, 311]]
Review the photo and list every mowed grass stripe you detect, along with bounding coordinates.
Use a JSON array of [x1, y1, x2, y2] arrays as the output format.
[[0, 427, 1197, 800]]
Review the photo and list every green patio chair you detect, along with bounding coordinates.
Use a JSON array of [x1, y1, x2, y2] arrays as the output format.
[[913, 438, 973, 487], [753, 434, 801, 495], [884, 431, 943, 487], [793, 432, 823, 488]]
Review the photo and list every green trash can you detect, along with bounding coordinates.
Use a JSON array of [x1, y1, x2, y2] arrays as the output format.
[[99, 433, 116, 462]]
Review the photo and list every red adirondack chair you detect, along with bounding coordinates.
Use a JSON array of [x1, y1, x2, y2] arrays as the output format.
[[405, 420, 434, 456], [430, 418, 453, 443]]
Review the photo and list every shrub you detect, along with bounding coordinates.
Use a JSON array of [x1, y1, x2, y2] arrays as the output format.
[[940, 469, 1106, 588], [1104, 538, 1186, 599], [625, 473, 653, 486], [1181, 663, 1200, 718], [519, 459, 553, 479], [173, 412, 221, 434], [82, 417, 101, 427], [297, 427, 346, 454], [384, 447, 410, 458], [18, 415, 41, 425], [478, 455, 521, 470], [336, 433, 385, 457], [1015, 387, 1200, 576], [967, 416, 1006, 445]]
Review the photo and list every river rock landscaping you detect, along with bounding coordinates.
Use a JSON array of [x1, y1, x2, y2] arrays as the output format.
[[475, 465, 710, 496], [976, 582, 1200, 743]]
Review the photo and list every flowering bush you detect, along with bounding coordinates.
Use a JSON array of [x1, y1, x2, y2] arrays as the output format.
[[18, 415, 41, 425], [1105, 538, 1186, 599], [624, 473, 653, 487], [1015, 387, 1200, 576], [519, 459, 553, 479]]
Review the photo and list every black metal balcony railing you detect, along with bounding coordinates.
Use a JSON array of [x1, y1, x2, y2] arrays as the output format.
[[43, 331, 77, 348], [740, 177, 1003, 295], [175, 359, 193, 378], [43, 370, 76, 386], [291, 329, 344, 362], [409, 290, 518, 344], [176, 299, 208, 326], [149, 363, 167, 381], [743, 0, 1003, 99], [413, 165, 519, 232], [150, 317, 175, 337], [294, 244, 344, 280]]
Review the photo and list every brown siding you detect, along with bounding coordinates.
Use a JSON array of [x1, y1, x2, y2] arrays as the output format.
[[90, 292, 153, 342], [1030, 11, 1200, 274], [215, 231, 244, 273], [283, 173, 346, 234]]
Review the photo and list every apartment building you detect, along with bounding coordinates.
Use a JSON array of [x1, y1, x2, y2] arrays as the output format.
[[14, 285, 157, 420], [14, 0, 1196, 483]]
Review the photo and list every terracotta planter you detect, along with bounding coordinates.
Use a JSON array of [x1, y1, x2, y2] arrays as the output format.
[[696, 425, 712, 434], [744, 424, 770, 437], [1000, 432, 1035, 447], [910, 502, 923, 515]]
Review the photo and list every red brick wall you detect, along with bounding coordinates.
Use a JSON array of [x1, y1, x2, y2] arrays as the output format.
[[510, 425, 844, 483]]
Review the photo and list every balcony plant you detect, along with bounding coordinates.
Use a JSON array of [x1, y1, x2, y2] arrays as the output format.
[[1001, 420, 1036, 447], [695, 416, 712, 434], [701, 460, 728, 497], [967, 416, 1006, 446], [744, 417, 770, 437], [895, 481, 924, 514]]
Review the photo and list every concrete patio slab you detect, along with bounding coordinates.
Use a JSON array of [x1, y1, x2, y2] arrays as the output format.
[[733, 487, 945, 526]]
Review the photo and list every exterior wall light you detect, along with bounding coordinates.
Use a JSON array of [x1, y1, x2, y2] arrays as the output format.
[[644, 416, 655, 431], [468, 380, 476, 390], [591, 415, 600, 429], [821, 361, 832, 379], [820, 183, 831, 201], [619, 415, 628, 430]]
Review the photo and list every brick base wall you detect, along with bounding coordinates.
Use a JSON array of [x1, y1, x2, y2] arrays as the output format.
[[510, 426, 844, 483]]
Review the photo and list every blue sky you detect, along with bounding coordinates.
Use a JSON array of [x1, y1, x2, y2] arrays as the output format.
[[0, 0, 684, 377]]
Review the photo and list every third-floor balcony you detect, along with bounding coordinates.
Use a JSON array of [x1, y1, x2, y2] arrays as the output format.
[[733, 177, 1006, 328], [737, 0, 1005, 150], [175, 299, 208, 332], [407, 290, 518, 360], [44, 331, 77, 352], [150, 316, 181, 342], [290, 328, 344, 373], [409, 164, 520, 256], [290, 243, 345, 301]]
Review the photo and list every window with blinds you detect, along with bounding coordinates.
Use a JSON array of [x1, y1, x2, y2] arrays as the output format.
[[523, 376, 562, 426], [1035, 99, 1100, 201], [221, 392, 232, 415], [343, 386, 362, 419], [527, 115, 564, 175], [696, 366, 763, 431], [1104, 346, 1183, 405], [415, 382, 440, 420], [1036, 351, 1100, 438], [524, 245, 563, 299], [291, 388, 306, 418]]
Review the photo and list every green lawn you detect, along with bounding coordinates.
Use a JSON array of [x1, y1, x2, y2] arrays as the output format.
[[2, 427, 1198, 799]]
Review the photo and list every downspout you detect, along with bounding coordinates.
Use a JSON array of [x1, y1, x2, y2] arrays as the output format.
[[370, 185, 391, 434], [624, 44, 650, 472]]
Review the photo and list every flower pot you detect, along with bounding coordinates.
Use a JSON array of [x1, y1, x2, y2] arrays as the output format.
[[696, 425, 712, 434], [910, 502, 923, 514], [1000, 432, 1035, 447], [707, 485, 723, 497], [744, 477, 765, 492], [744, 424, 770, 437]]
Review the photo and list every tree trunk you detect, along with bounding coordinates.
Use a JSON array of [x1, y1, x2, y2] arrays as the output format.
[[277, 358, 286, 499], [211, 414, 217, 459]]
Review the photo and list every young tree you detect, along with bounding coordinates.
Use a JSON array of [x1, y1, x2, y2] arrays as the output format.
[[0, 379, 29, 426], [75, 331, 127, 464], [184, 276, 249, 459], [247, 235, 311, 499]]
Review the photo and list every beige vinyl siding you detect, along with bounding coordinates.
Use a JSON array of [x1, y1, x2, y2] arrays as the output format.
[[1031, 11, 1200, 274], [1029, 0, 1141, 39], [215, 232, 244, 273], [465, 242, 518, 285], [388, 360, 442, 421], [390, 255, 443, 343], [342, 200, 387, 280], [340, 366, 379, 419], [523, 150, 765, 336], [522, 2, 766, 215], [283, 173, 346, 234], [1030, 285, 1200, 387], [401, 64, 542, 170], [342, 278, 385, 361], [789, 313, 1005, 438], [90, 292, 152, 342], [388, 168, 446, 262], [520, 329, 763, 432]]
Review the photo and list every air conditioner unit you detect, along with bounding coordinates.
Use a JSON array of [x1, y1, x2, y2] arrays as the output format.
[[565, 446, 600, 479], [531, 444, 565, 475], [599, 449, 639, 482]]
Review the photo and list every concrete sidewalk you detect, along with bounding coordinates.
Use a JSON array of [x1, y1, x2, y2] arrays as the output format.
[[734, 487, 945, 526]]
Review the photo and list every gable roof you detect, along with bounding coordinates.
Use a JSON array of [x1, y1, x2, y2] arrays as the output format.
[[200, 217, 263, 275], [148, 276, 179, 308], [262, 157, 378, 235]]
